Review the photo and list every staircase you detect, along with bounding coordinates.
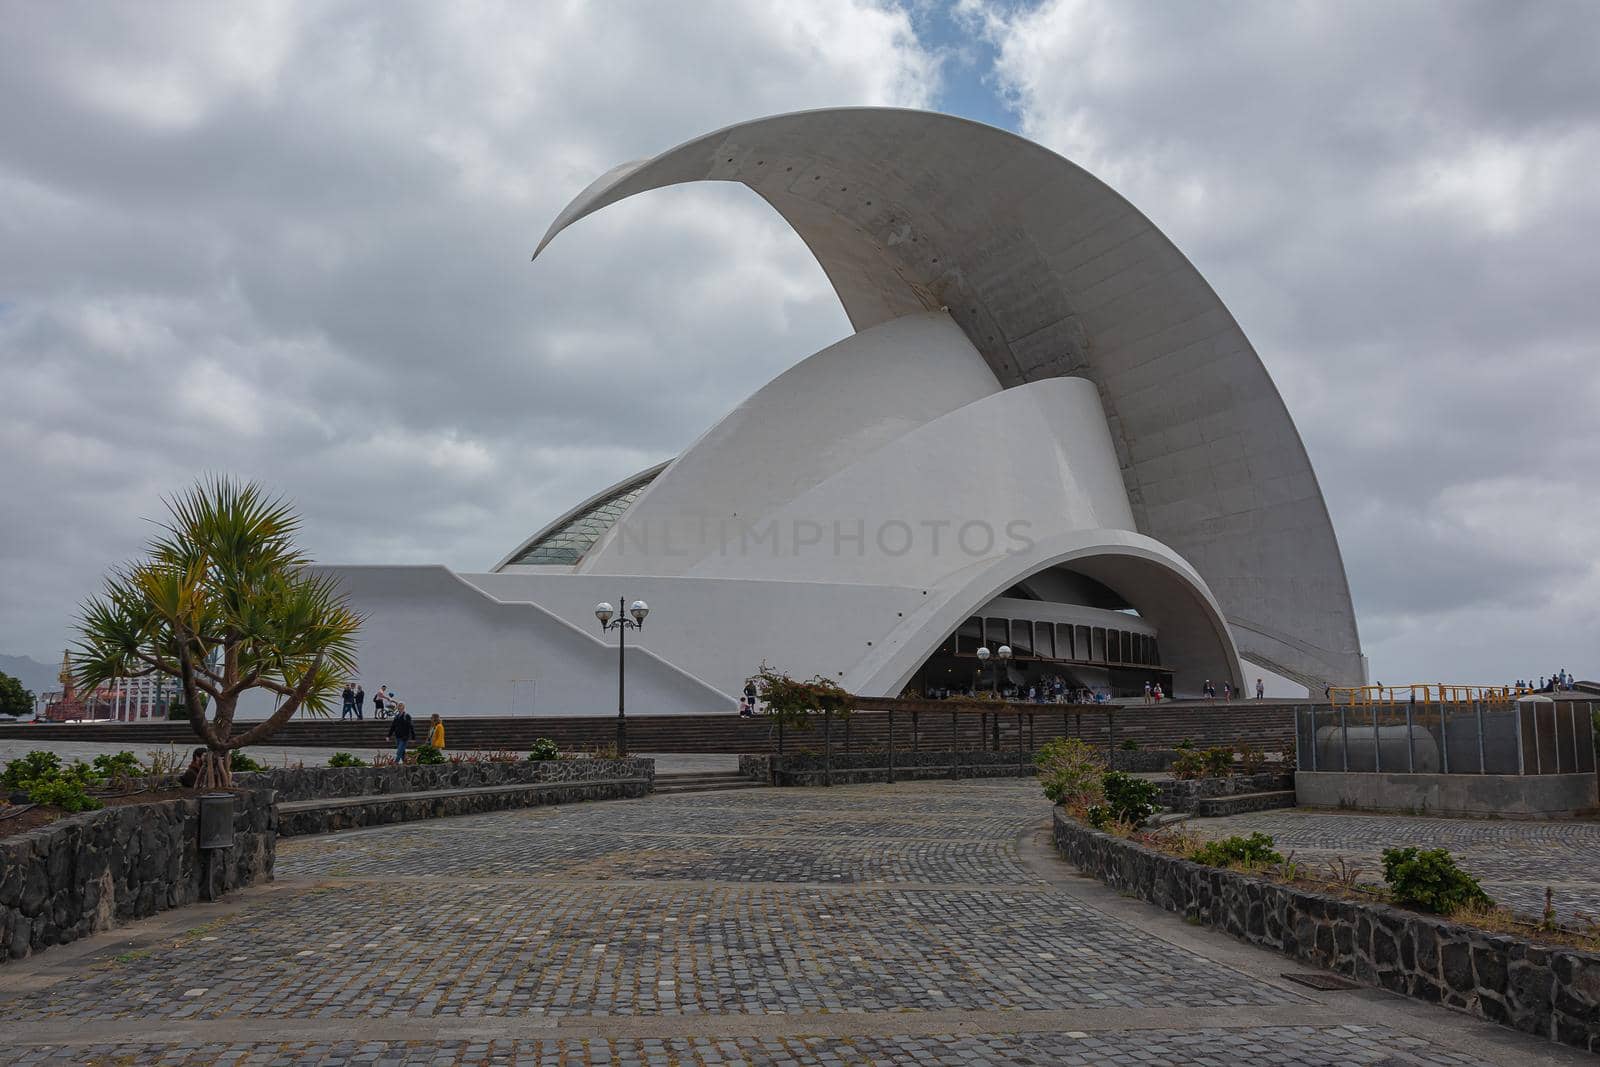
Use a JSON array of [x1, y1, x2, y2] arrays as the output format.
[[653, 771, 765, 796]]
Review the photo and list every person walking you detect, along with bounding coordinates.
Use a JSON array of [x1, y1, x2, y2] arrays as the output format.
[[388, 703, 415, 762], [1255, 678, 1264, 699], [340, 683, 356, 721], [354, 684, 366, 720], [427, 713, 445, 752]]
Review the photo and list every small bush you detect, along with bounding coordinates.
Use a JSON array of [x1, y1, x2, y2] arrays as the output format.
[[1202, 747, 1235, 777], [1120, 738, 1140, 751], [1236, 745, 1266, 775], [91, 751, 143, 780], [1190, 832, 1283, 868], [328, 752, 367, 768], [1175, 738, 1194, 751], [1169, 749, 1206, 780], [1100, 771, 1161, 825], [24, 774, 103, 812], [230, 751, 266, 773], [3, 751, 62, 789], [1381, 847, 1493, 914], [413, 745, 446, 765], [1033, 737, 1105, 807], [528, 738, 560, 762]]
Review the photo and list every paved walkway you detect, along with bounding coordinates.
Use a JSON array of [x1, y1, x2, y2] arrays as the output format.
[[1192, 809, 1600, 924], [1, 781, 1582, 1064]]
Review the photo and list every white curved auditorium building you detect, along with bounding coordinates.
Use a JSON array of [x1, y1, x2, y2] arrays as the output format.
[[322, 108, 1364, 717]]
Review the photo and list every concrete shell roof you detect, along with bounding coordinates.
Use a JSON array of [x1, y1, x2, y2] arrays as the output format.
[[533, 107, 1362, 688]]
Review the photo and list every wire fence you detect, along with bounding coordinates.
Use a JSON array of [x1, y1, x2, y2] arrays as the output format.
[[1295, 701, 1596, 776]]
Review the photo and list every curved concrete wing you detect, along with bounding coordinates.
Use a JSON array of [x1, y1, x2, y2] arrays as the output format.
[[534, 108, 1362, 689]]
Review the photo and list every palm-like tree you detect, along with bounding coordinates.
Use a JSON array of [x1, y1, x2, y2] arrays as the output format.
[[74, 478, 361, 788]]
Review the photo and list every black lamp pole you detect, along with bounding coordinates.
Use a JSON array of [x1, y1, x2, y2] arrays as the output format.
[[597, 595, 647, 757]]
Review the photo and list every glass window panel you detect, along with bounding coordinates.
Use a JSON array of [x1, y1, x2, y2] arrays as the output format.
[[1034, 621, 1053, 659], [986, 618, 1010, 648], [1055, 624, 1073, 660], [506, 473, 657, 566], [1009, 620, 1033, 656]]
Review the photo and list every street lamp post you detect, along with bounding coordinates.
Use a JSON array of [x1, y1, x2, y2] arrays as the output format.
[[595, 597, 650, 757], [975, 644, 1013, 697]]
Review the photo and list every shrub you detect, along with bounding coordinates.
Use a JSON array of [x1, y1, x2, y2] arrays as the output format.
[[528, 738, 560, 762], [1381, 847, 1492, 914], [91, 751, 143, 779], [328, 752, 367, 768], [413, 745, 446, 765], [1120, 738, 1140, 751], [1100, 771, 1161, 825], [1202, 747, 1235, 777], [4, 754, 102, 812], [1190, 832, 1283, 868], [3, 751, 62, 789], [1169, 749, 1206, 780], [1175, 738, 1194, 751], [24, 774, 102, 812], [230, 751, 266, 773], [1033, 737, 1105, 807]]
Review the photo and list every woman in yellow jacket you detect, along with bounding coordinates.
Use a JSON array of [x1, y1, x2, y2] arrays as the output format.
[[427, 713, 445, 751]]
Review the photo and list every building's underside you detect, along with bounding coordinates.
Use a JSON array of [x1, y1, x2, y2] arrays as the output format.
[[300, 108, 1363, 718]]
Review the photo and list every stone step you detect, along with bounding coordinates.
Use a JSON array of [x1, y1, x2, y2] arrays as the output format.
[[653, 773, 766, 795], [1192, 790, 1297, 818]]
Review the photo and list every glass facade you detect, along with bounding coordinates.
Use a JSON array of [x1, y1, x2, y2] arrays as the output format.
[[503, 473, 659, 566]]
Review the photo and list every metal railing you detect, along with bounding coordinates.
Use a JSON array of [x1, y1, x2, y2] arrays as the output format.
[[1295, 701, 1596, 776], [1328, 684, 1531, 708]]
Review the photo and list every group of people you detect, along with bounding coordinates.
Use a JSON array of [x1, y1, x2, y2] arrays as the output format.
[[336, 681, 444, 761], [1520, 670, 1578, 692], [339, 682, 403, 720]]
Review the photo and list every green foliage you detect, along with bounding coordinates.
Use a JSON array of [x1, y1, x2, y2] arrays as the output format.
[[1099, 770, 1161, 825], [230, 751, 266, 773], [1169, 749, 1206, 780], [71, 478, 364, 783], [1236, 744, 1267, 775], [0, 670, 33, 717], [1381, 847, 1493, 914], [1190, 832, 1284, 868], [528, 738, 560, 761], [328, 752, 367, 768], [413, 745, 446, 765], [1203, 747, 1235, 777], [3, 751, 62, 789], [3, 753, 102, 812], [91, 751, 143, 779], [753, 661, 853, 730], [1120, 738, 1140, 751], [1175, 738, 1195, 751], [1033, 737, 1105, 807]]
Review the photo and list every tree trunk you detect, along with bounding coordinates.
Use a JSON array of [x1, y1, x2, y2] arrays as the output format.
[[195, 749, 232, 790]]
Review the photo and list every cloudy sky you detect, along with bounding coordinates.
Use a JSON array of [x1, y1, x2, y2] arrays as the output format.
[[2, 0, 1597, 686]]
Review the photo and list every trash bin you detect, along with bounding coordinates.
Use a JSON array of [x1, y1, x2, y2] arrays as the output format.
[[199, 792, 235, 849]]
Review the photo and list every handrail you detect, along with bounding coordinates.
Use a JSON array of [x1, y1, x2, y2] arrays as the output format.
[[1328, 684, 1532, 708]]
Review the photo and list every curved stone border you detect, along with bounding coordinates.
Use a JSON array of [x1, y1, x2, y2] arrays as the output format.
[[1051, 808, 1599, 1053], [236, 757, 653, 802], [277, 776, 651, 837], [1, 791, 276, 964]]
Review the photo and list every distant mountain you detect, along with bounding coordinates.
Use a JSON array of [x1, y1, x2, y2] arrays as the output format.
[[0, 653, 56, 701]]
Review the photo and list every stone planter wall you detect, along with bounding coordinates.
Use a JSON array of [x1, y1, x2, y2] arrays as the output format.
[[236, 757, 654, 801], [277, 776, 651, 837], [740, 750, 1038, 786], [1051, 808, 1600, 1053], [1, 790, 276, 964], [1156, 771, 1295, 812]]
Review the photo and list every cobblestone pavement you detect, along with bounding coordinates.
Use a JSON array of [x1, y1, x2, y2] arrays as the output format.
[[1192, 809, 1600, 922], [2, 780, 1578, 1064]]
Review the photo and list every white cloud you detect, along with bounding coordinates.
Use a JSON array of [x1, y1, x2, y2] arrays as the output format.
[[0, 0, 938, 660], [978, 0, 1600, 682]]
